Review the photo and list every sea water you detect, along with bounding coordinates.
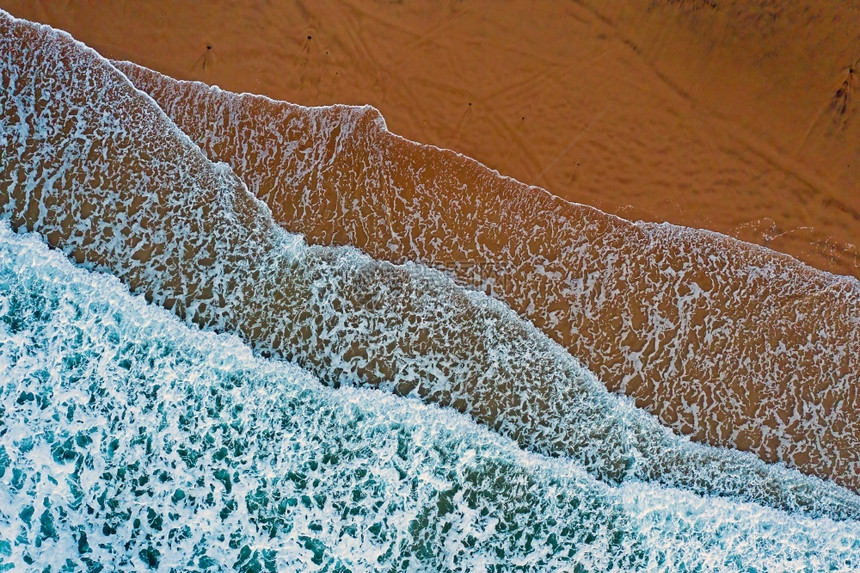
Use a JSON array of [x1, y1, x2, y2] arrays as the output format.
[[2, 224, 860, 571], [2, 11, 860, 571]]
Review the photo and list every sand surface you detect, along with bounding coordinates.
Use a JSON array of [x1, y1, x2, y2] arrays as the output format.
[[2, 0, 858, 277], [117, 61, 860, 490], [6, 9, 860, 549]]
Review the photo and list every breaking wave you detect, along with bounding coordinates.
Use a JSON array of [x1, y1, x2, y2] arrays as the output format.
[[116, 59, 860, 492], [2, 223, 860, 571], [1, 10, 860, 570]]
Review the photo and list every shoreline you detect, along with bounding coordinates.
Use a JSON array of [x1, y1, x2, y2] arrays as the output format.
[[122, 59, 860, 491], [1, 0, 857, 277]]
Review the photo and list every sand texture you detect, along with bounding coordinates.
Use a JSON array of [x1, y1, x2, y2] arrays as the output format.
[[118, 62, 860, 491], [2, 0, 858, 277]]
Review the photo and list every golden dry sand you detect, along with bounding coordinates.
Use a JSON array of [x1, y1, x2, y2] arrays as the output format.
[[2, 0, 858, 277]]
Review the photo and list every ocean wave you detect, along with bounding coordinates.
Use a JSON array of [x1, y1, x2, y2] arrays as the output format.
[[115, 59, 860, 491], [0, 9, 858, 525], [2, 222, 860, 571]]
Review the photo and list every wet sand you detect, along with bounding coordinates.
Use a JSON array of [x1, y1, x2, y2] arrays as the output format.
[[2, 0, 858, 277], [118, 61, 860, 491], [12, 11, 860, 517]]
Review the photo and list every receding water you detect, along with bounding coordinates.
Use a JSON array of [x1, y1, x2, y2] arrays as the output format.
[[2, 10, 860, 571], [2, 224, 860, 571]]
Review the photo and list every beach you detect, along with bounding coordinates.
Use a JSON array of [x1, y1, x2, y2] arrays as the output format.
[[3, 0, 859, 277], [1, 3, 860, 570]]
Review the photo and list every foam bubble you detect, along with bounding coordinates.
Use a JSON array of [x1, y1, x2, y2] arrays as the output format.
[[1, 223, 859, 571], [0, 10, 858, 523]]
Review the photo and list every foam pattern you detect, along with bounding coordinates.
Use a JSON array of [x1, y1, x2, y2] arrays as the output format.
[[117, 61, 860, 489], [2, 224, 860, 571], [1, 10, 858, 528]]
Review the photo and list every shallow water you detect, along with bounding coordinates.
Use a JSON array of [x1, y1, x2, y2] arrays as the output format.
[[117, 60, 860, 491], [2, 224, 860, 571], [2, 10, 860, 571]]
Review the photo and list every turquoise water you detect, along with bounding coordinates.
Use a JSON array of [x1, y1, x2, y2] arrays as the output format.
[[2, 10, 860, 571], [2, 224, 859, 571]]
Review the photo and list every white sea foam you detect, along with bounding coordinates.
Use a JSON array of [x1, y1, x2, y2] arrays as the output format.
[[114, 58, 860, 492], [0, 8, 858, 530], [1, 223, 859, 571]]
